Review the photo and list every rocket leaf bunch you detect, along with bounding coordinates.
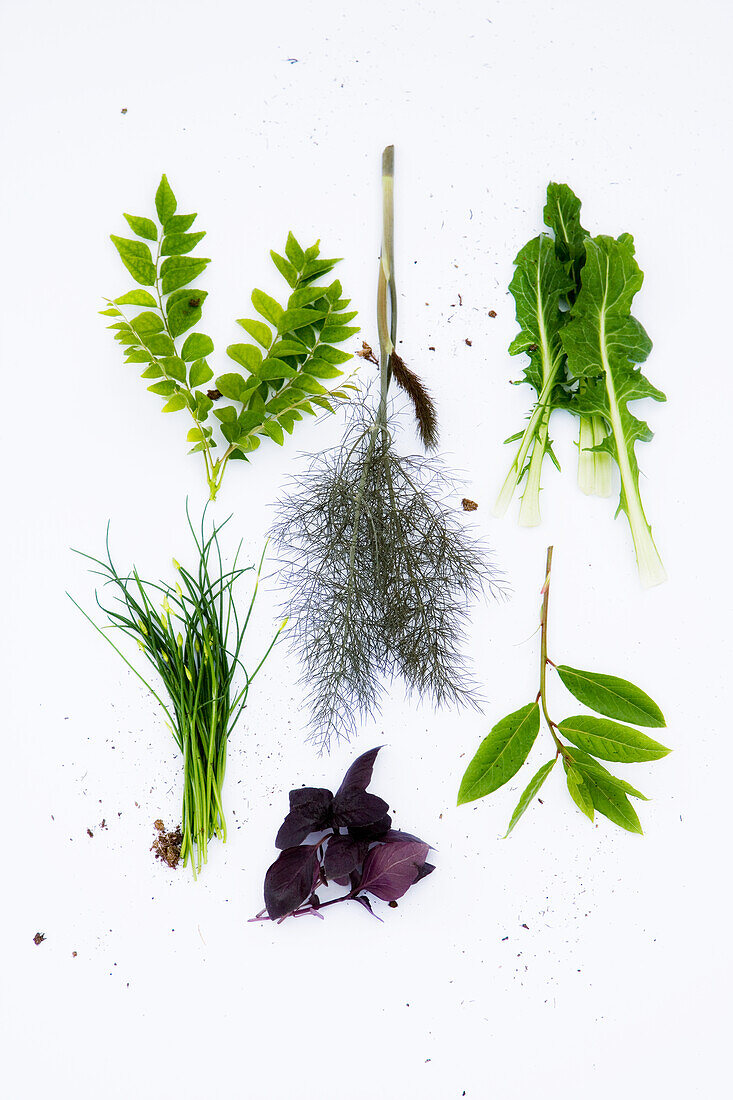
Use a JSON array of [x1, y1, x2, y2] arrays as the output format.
[[494, 183, 666, 588], [102, 175, 358, 500], [458, 547, 670, 835]]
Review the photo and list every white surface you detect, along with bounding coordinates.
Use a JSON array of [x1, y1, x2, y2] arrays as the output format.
[[1, 1, 731, 1097]]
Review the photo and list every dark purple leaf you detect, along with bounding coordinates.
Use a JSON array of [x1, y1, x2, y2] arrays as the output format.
[[335, 746, 382, 798], [323, 835, 369, 880], [348, 813, 392, 841], [289, 786, 333, 811], [415, 862, 435, 882], [264, 845, 319, 920], [333, 874, 351, 887], [383, 829, 429, 846], [332, 788, 389, 828], [275, 788, 333, 849], [352, 894, 383, 921], [359, 840, 431, 903]]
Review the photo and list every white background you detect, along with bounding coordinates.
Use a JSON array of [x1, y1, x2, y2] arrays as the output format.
[[2, 1, 731, 1096]]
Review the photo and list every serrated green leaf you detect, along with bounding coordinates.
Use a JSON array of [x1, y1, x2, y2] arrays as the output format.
[[236, 318, 272, 349], [164, 213, 197, 233], [123, 213, 158, 241], [565, 765, 595, 821], [160, 255, 210, 295], [161, 231, 206, 256], [260, 419, 285, 445], [556, 665, 665, 727], [503, 758, 556, 837], [114, 289, 158, 307], [285, 231, 305, 269], [558, 716, 670, 763], [189, 358, 213, 387], [148, 380, 177, 396], [226, 343, 262, 373], [110, 235, 156, 286], [270, 250, 298, 288], [155, 174, 177, 224], [457, 702, 541, 805], [251, 289, 283, 326], [181, 332, 214, 361], [162, 394, 187, 413]]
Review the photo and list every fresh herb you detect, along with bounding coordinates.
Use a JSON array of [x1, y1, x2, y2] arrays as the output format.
[[273, 147, 502, 750], [69, 507, 284, 877], [252, 747, 434, 922], [493, 183, 666, 587], [458, 547, 670, 834], [102, 175, 359, 499]]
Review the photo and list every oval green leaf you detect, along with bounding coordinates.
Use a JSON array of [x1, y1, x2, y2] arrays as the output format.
[[556, 665, 665, 727], [457, 702, 540, 805], [565, 765, 594, 821], [182, 332, 214, 362], [558, 715, 671, 763]]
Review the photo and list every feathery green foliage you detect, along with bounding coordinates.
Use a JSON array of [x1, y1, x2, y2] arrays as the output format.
[[458, 547, 670, 835], [69, 508, 284, 876], [494, 183, 666, 587], [102, 176, 359, 500]]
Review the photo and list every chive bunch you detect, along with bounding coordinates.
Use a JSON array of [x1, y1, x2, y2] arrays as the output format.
[[71, 508, 282, 876]]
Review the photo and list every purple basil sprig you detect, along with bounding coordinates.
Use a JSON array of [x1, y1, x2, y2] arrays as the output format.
[[253, 747, 435, 923]]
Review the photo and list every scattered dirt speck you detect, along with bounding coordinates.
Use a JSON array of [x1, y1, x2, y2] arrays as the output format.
[[87, 828, 94, 838], [33, 932, 46, 946], [462, 498, 478, 512], [465, 338, 472, 346], [488, 310, 497, 318], [72, 951, 78, 958]]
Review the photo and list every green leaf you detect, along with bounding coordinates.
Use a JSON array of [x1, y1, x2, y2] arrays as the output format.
[[270, 339, 309, 358], [124, 350, 152, 364], [140, 364, 162, 379], [302, 256, 340, 281], [564, 758, 643, 833], [215, 372, 255, 403], [251, 289, 283, 327], [304, 359, 343, 379], [319, 323, 359, 343], [181, 332, 214, 361], [162, 394, 187, 413], [543, 182, 588, 291], [144, 334, 175, 357], [100, 307, 122, 318], [160, 356, 187, 383], [161, 231, 206, 256], [256, 358, 297, 381], [260, 419, 285, 445], [284, 231, 305, 269], [110, 235, 156, 286], [556, 665, 665, 727], [123, 213, 158, 241], [457, 702, 541, 805], [315, 344, 352, 365], [236, 318, 272, 349], [566, 765, 594, 821], [270, 250, 298, 288], [114, 289, 158, 307], [226, 343, 263, 373], [164, 213, 197, 233], [564, 747, 648, 801], [558, 716, 671, 763], [288, 286, 327, 309], [189, 359, 213, 387], [166, 289, 207, 338], [561, 234, 666, 586], [147, 380, 177, 396], [291, 374, 327, 394], [155, 174, 177, 224], [277, 307, 325, 334], [160, 256, 210, 295], [131, 311, 163, 335], [504, 758, 556, 837]]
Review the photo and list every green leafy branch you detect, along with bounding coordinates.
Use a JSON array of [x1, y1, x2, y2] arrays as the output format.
[[457, 546, 670, 835], [102, 175, 359, 500]]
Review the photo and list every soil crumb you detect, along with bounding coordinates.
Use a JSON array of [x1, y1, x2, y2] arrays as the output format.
[[152, 820, 183, 869], [462, 498, 478, 511], [33, 932, 46, 946]]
